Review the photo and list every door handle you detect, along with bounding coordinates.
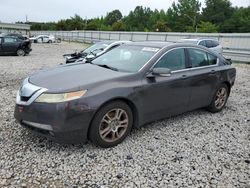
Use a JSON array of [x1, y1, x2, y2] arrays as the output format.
[[209, 70, 216, 74], [181, 75, 188, 79]]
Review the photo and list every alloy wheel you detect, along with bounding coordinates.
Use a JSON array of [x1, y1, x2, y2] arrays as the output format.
[[214, 87, 227, 109], [99, 108, 129, 143]]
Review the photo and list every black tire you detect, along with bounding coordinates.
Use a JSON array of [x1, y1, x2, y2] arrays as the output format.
[[207, 83, 229, 113], [16, 49, 25, 56], [89, 101, 133, 148], [48, 40, 52, 43]]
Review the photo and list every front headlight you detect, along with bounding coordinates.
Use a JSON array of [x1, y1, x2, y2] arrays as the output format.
[[35, 90, 87, 103]]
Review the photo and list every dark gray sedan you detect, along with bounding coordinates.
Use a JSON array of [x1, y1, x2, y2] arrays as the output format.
[[14, 42, 236, 148]]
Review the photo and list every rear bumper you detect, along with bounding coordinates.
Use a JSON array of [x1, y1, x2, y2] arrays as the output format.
[[14, 101, 96, 144]]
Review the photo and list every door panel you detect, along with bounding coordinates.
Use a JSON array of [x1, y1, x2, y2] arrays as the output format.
[[138, 48, 192, 124], [2, 37, 19, 54], [187, 48, 220, 110], [140, 71, 192, 123], [188, 67, 220, 110]]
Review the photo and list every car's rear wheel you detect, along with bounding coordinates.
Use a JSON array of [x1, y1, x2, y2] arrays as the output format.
[[89, 101, 133, 148], [207, 83, 229, 113], [17, 49, 25, 56]]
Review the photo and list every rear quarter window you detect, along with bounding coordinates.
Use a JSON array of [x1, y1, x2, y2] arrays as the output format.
[[212, 40, 219, 47], [198, 40, 206, 47], [188, 48, 217, 67]]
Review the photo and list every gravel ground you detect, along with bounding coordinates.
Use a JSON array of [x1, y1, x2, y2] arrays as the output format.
[[0, 42, 249, 188]]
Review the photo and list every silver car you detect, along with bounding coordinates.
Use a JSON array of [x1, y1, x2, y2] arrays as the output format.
[[180, 38, 223, 54]]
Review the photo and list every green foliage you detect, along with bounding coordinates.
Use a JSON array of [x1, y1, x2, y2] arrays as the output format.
[[221, 6, 250, 32], [197, 21, 218, 32], [202, 0, 234, 27], [123, 6, 153, 31], [167, 0, 201, 32], [153, 21, 171, 32], [105, 10, 123, 26], [112, 21, 126, 31], [29, 3, 250, 33], [86, 20, 99, 30]]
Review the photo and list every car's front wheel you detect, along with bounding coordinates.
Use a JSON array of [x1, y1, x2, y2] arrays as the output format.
[[89, 101, 133, 148], [207, 83, 229, 113], [17, 49, 25, 56]]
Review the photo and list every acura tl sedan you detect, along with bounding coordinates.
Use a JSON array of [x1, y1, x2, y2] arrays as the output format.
[[14, 42, 236, 148]]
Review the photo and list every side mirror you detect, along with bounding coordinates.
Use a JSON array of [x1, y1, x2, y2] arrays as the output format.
[[151, 68, 171, 77]]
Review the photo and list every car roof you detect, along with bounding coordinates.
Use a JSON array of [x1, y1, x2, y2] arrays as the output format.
[[124, 41, 174, 48], [181, 38, 219, 41]]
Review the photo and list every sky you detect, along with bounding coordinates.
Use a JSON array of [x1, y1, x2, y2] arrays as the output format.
[[0, 0, 249, 23]]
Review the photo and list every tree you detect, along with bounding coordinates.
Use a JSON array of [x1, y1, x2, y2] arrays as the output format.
[[86, 20, 99, 30], [112, 21, 126, 31], [153, 21, 171, 32], [202, 0, 234, 28], [167, 0, 201, 32], [105, 10, 122, 26], [197, 21, 218, 32], [69, 14, 85, 30], [124, 6, 153, 31], [221, 6, 250, 32]]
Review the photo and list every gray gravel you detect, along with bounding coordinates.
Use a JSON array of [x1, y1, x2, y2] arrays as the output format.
[[0, 42, 249, 187]]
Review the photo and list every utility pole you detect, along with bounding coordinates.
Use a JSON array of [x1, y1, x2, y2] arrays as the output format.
[[184, 14, 197, 33]]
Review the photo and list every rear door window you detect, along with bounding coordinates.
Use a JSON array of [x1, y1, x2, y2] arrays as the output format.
[[211, 40, 219, 47], [188, 48, 210, 67], [207, 53, 218, 65], [154, 48, 186, 71]]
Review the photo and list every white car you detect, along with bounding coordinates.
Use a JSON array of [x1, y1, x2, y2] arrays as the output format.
[[180, 38, 223, 54], [64, 40, 131, 64], [29, 35, 56, 43]]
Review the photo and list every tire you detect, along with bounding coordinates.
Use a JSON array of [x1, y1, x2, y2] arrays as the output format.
[[48, 40, 52, 43], [16, 49, 25, 56], [207, 83, 229, 113], [89, 101, 133, 148]]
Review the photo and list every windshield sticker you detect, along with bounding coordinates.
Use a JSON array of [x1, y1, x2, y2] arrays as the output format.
[[142, 47, 160, 52]]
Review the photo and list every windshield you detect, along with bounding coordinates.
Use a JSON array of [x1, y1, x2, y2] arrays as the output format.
[[83, 42, 109, 54], [92, 45, 159, 72]]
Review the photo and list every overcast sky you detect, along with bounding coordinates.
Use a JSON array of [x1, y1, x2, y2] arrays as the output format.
[[0, 0, 249, 23]]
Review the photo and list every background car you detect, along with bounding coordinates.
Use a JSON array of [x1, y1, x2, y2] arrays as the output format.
[[63, 40, 131, 64], [0, 35, 32, 56], [14, 42, 235, 148], [180, 38, 223, 54], [5, 33, 29, 40], [29, 35, 56, 43]]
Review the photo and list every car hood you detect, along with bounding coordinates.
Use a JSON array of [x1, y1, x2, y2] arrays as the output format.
[[29, 63, 130, 93]]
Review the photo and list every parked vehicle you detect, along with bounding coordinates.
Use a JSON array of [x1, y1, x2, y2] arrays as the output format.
[[0, 35, 32, 56], [63, 40, 131, 64], [180, 38, 223, 54], [6, 33, 29, 40], [14, 42, 236, 147], [29, 35, 56, 43]]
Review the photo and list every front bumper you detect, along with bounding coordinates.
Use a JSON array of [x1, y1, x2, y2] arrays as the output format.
[[14, 101, 95, 144]]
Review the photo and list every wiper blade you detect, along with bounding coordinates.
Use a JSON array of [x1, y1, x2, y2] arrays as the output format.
[[97, 64, 118, 71]]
